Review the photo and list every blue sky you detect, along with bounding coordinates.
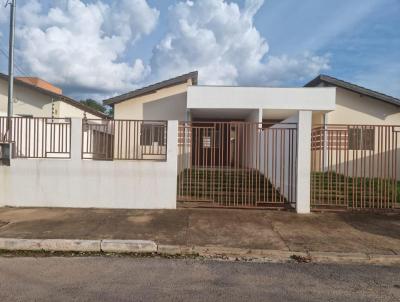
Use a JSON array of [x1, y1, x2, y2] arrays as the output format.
[[0, 0, 398, 100]]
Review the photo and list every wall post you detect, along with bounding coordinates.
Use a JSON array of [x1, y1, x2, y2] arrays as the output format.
[[70, 118, 82, 161], [296, 110, 312, 214], [167, 120, 178, 207]]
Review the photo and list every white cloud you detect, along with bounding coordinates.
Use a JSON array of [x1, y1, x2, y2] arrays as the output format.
[[2, 0, 331, 99], [150, 0, 329, 86], [14, 0, 159, 98]]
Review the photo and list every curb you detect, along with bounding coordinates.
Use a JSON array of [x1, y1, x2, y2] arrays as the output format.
[[101, 240, 157, 253], [0, 238, 399, 266], [0, 238, 100, 252]]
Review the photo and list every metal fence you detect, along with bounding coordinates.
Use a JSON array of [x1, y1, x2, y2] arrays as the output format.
[[177, 121, 298, 208], [311, 124, 400, 210], [82, 119, 168, 160], [0, 117, 71, 159]]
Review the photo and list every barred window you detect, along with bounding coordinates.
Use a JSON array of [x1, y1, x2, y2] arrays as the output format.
[[348, 127, 374, 150], [140, 123, 166, 146]]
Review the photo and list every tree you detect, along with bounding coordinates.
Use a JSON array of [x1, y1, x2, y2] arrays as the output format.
[[80, 99, 107, 114]]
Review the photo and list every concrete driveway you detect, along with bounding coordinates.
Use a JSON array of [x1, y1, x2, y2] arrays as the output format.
[[0, 207, 398, 255]]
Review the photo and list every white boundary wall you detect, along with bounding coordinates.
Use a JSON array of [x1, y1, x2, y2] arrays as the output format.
[[0, 119, 178, 209]]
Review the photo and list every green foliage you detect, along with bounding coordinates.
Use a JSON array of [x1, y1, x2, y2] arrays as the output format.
[[80, 99, 107, 113]]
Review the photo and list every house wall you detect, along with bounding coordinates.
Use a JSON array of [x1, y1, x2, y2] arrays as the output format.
[[56, 101, 100, 119], [0, 119, 178, 209], [0, 78, 54, 117], [188, 86, 336, 111], [113, 82, 191, 121], [0, 78, 101, 119], [325, 87, 400, 125], [259, 114, 298, 203]]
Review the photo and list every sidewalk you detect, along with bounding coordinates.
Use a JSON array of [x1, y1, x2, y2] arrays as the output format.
[[0, 207, 399, 262]]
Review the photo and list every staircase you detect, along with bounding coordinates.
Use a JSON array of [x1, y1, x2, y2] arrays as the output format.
[[177, 168, 288, 207]]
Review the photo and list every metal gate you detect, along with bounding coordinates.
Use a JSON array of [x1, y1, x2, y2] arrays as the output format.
[[177, 121, 298, 208], [311, 124, 400, 210]]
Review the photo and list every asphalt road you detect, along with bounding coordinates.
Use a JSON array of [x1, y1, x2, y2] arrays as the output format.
[[0, 257, 399, 302]]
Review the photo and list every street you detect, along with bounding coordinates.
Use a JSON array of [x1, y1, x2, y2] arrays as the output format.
[[0, 256, 398, 301]]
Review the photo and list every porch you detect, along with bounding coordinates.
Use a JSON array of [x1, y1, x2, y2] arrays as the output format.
[[178, 85, 338, 212]]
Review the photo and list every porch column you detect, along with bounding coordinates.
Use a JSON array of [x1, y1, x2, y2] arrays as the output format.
[[296, 110, 312, 214]]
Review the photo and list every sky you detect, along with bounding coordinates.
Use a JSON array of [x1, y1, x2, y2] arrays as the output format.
[[0, 0, 398, 102]]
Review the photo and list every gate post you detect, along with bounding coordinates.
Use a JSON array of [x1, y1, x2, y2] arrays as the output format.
[[296, 111, 312, 214]]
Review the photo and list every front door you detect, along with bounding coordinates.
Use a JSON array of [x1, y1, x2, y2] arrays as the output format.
[[191, 122, 234, 167]]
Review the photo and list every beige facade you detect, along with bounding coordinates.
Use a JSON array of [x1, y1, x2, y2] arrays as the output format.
[[312, 86, 400, 126], [113, 81, 192, 121], [310, 87, 400, 181], [0, 76, 104, 119]]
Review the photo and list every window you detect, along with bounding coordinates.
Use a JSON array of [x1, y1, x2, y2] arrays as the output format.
[[140, 123, 166, 146], [348, 127, 374, 150]]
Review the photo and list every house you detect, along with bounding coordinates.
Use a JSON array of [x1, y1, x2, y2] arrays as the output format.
[[0, 73, 107, 119], [103, 72, 400, 212], [0, 72, 398, 213], [104, 71, 400, 126]]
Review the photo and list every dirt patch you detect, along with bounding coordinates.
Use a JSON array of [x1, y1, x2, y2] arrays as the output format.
[[127, 214, 154, 224], [0, 208, 65, 223]]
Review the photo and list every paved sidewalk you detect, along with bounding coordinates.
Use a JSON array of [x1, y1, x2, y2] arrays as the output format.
[[0, 207, 399, 256]]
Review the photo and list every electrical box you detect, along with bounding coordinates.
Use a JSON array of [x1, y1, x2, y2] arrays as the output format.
[[0, 143, 12, 166]]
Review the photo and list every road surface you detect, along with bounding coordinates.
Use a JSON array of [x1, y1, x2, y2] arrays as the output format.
[[0, 257, 399, 301]]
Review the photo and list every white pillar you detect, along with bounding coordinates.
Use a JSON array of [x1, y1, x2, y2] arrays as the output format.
[[70, 118, 83, 160], [296, 110, 312, 214], [167, 120, 178, 208]]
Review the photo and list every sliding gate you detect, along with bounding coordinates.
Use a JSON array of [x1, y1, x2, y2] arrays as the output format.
[[311, 125, 400, 210], [177, 122, 298, 208]]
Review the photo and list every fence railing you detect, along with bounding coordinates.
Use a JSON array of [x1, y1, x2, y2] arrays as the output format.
[[0, 117, 71, 159], [177, 121, 298, 208], [311, 124, 400, 209], [82, 119, 168, 160]]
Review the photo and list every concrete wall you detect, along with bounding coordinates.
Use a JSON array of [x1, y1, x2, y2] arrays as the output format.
[[114, 82, 190, 120], [258, 114, 298, 203], [0, 119, 178, 209]]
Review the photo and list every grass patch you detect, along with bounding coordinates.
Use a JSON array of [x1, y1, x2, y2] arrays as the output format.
[[311, 171, 400, 206]]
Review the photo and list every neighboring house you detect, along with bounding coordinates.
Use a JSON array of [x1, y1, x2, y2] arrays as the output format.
[[0, 73, 107, 119]]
